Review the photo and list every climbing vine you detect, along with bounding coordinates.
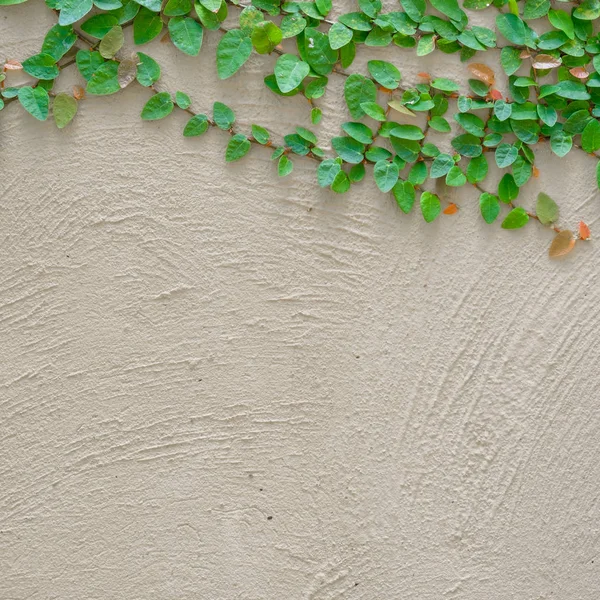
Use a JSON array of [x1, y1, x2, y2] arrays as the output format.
[[1, 0, 598, 256]]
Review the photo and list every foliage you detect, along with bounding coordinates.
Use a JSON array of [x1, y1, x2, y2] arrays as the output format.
[[1, 0, 598, 257]]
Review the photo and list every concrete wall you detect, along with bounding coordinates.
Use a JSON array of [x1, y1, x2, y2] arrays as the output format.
[[1, 1, 599, 598]]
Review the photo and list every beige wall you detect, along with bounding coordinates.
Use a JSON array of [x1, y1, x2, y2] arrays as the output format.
[[2, 1, 600, 598]]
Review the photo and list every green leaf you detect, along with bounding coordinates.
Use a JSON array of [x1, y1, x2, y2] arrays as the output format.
[[349, 163, 366, 183], [278, 154, 293, 176], [401, 0, 425, 22], [582, 119, 600, 153], [213, 101, 235, 129], [454, 112, 485, 137], [360, 101, 386, 121], [451, 134, 482, 157], [420, 191, 441, 223], [200, 0, 220, 11], [498, 173, 519, 202], [367, 60, 401, 89], [431, 78, 459, 93], [175, 91, 191, 109], [317, 159, 342, 187], [281, 14, 307, 38], [251, 124, 270, 144], [467, 155, 488, 183], [53, 92, 78, 128], [417, 33, 435, 56], [344, 74, 377, 119], [133, 8, 163, 44], [446, 166, 466, 187], [134, 0, 162, 11], [22, 53, 59, 80], [183, 113, 209, 136], [550, 130, 573, 157], [331, 170, 351, 193], [99, 25, 124, 58], [216, 29, 252, 79], [18, 86, 49, 121], [495, 143, 518, 168], [373, 160, 400, 192], [393, 180, 416, 213], [329, 22, 353, 49], [226, 134, 251, 162], [332, 136, 365, 164], [304, 27, 337, 75], [500, 46, 522, 75], [81, 14, 119, 38], [479, 193, 500, 224], [87, 60, 120, 95], [390, 124, 424, 140], [141, 92, 174, 120], [536, 192, 559, 225], [429, 116, 451, 132], [169, 16, 203, 55], [164, 0, 192, 16], [342, 122, 373, 144], [548, 9, 574, 39], [42, 24, 77, 61], [501, 207, 529, 229], [251, 21, 282, 54], [136, 52, 161, 86], [430, 0, 464, 20], [496, 13, 527, 45], [408, 162, 427, 185], [59, 0, 93, 25], [76, 50, 104, 81], [430, 153, 454, 178], [523, 0, 550, 20], [274, 54, 310, 93]]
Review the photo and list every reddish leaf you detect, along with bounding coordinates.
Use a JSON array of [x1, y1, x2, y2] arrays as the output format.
[[73, 85, 85, 100], [467, 62, 495, 85], [569, 67, 589, 79], [532, 54, 562, 69], [489, 89, 503, 100], [549, 230, 576, 258], [579, 221, 591, 240], [443, 203, 459, 215], [417, 72, 431, 80], [4, 59, 22, 70], [532, 166, 540, 178]]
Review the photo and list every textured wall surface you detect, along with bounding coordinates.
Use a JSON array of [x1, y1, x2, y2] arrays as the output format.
[[2, 2, 600, 599]]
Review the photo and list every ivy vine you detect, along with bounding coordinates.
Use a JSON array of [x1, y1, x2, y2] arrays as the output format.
[[2, 0, 598, 257]]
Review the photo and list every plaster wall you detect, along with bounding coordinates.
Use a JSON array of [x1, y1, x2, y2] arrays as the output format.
[[1, 2, 600, 598]]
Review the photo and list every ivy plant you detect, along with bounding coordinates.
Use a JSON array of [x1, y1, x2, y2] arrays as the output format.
[[1, 0, 598, 257]]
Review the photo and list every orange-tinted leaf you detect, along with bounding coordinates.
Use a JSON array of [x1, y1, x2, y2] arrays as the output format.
[[569, 67, 589, 79], [519, 50, 531, 59], [468, 62, 495, 85], [579, 221, 591, 240], [489, 89, 503, 100], [532, 54, 562, 69], [72, 85, 85, 100], [443, 203, 458, 215], [417, 72, 431, 80], [532, 166, 540, 178], [549, 230, 576, 258], [4, 59, 22, 70]]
